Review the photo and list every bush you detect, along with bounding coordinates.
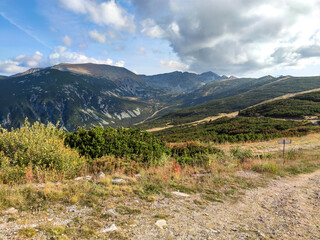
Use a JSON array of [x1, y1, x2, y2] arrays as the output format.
[[0, 120, 85, 183], [170, 142, 223, 166], [65, 127, 169, 163], [230, 147, 254, 163], [251, 162, 278, 174]]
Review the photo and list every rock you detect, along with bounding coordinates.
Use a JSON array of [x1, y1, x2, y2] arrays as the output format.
[[74, 176, 92, 181], [106, 209, 118, 215], [134, 174, 142, 178], [95, 172, 106, 180], [4, 207, 18, 214], [155, 219, 167, 229], [112, 178, 125, 184], [101, 224, 118, 233], [171, 191, 190, 197]]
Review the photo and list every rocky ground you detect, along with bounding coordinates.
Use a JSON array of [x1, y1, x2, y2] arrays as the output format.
[[0, 169, 319, 239]]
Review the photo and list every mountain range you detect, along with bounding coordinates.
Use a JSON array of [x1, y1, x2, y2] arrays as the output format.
[[1, 63, 320, 131]]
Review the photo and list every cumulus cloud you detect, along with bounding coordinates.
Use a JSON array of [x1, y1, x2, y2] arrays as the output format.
[[89, 30, 107, 43], [160, 59, 189, 71], [0, 60, 28, 74], [0, 51, 44, 74], [62, 35, 73, 46], [133, 0, 320, 75], [48, 46, 123, 66], [59, 0, 135, 32], [13, 51, 44, 68], [0, 47, 125, 75], [141, 19, 164, 38]]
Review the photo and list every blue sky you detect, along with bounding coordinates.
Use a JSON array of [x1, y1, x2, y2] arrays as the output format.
[[1, 0, 320, 77]]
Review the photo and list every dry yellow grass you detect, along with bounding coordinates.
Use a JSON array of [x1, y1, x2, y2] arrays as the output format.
[[217, 132, 320, 153]]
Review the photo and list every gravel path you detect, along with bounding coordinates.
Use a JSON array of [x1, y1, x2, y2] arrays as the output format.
[[0, 170, 319, 239], [132, 170, 320, 239]]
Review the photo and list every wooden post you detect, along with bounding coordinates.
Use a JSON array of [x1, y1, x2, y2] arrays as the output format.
[[278, 139, 291, 164]]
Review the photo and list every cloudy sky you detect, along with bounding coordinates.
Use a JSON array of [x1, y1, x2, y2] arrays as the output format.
[[1, 0, 320, 77]]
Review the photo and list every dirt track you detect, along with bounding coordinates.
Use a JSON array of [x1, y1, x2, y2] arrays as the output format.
[[132, 170, 320, 239]]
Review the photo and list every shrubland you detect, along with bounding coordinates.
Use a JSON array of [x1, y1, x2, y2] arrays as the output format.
[[152, 116, 318, 143], [0, 121, 318, 212], [0, 120, 319, 239]]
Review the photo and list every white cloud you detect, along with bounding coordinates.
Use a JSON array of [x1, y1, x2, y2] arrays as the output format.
[[115, 60, 125, 67], [0, 60, 27, 74], [160, 59, 189, 71], [0, 51, 44, 74], [49, 46, 121, 66], [59, 0, 136, 32], [62, 35, 73, 46], [89, 30, 107, 43], [13, 51, 43, 68], [141, 18, 164, 38], [0, 47, 124, 74]]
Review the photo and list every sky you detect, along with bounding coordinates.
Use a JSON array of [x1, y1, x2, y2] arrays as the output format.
[[0, 0, 320, 77]]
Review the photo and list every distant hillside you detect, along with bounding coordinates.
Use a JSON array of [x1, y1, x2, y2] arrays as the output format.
[[0, 68, 156, 130], [172, 75, 277, 108], [151, 116, 316, 143], [239, 90, 320, 119], [141, 76, 320, 128], [0, 75, 8, 79], [141, 71, 224, 93]]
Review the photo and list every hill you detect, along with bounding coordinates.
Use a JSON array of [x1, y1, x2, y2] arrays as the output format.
[[151, 116, 316, 143], [0, 68, 156, 130], [239, 90, 320, 119], [141, 71, 224, 93], [141, 76, 320, 128]]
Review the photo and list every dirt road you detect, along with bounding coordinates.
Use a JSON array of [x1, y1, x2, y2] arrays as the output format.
[[132, 170, 320, 239], [0, 170, 319, 239]]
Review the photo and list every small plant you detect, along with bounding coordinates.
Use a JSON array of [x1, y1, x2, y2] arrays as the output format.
[[116, 206, 141, 215], [19, 228, 37, 238], [251, 162, 278, 174], [230, 147, 254, 163]]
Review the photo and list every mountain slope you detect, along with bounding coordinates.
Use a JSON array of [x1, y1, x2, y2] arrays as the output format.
[[0, 68, 155, 130], [142, 71, 223, 93], [141, 76, 320, 128], [239, 90, 320, 119]]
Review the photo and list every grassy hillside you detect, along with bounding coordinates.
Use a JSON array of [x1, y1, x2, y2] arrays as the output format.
[[151, 116, 317, 143], [141, 76, 320, 128], [239, 91, 320, 119]]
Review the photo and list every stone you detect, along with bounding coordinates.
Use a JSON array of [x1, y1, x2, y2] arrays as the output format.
[[112, 178, 125, 184], [134, 174, 142, 178], [4, 207, 18, 214], [155, 219, 167, 229], [101, 224, 118, 233], [106, 209, 118, 215], [171, 191, 190, 197], [74, 176, 92, 181], [95, 172, 106, 180]]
